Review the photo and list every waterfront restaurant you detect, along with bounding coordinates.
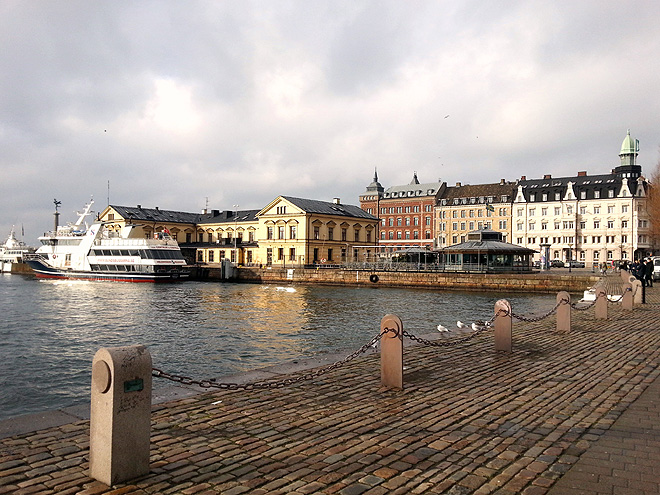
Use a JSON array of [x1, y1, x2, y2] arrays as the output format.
[[438, 229, 536, 273]]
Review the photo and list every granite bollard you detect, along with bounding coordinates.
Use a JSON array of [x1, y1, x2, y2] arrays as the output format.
[[90, 345, 152, 486]]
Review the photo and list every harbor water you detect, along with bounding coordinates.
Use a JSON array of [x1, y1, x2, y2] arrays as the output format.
[[0, 273, 553, 421]]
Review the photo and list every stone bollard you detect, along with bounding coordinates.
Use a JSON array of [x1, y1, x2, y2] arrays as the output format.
[[380, 314, 403, 389], [494, 299, 512, 353], [594, 287, 608, 319], [556, 291, 571, 333], [632, 279, 643, 305], [90, 346, 152, 486], [620, 269, 630, 282], [622, 282, 633, 310]]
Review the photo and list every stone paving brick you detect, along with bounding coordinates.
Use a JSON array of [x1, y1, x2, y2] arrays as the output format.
[[3, 281, 660, 493]]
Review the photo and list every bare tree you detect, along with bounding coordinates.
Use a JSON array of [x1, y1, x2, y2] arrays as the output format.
[[647, 152, 660, 252]]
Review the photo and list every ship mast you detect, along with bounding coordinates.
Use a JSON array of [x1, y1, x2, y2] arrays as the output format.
[[53, 199, 61, 233]]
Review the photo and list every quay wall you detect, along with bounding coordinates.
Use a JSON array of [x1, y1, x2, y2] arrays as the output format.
[[196, 266, 600, 293]]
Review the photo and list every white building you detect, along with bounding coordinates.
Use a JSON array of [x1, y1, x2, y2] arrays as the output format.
[[512, 130, 652, 267]]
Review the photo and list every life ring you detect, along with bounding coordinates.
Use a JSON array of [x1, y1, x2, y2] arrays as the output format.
[[321, 258, 326, 263], [369, 274, 379, 283], [52, 254, 57, 259]]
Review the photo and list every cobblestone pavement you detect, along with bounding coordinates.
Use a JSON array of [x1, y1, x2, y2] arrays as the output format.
[[1, 281, 659, 494]]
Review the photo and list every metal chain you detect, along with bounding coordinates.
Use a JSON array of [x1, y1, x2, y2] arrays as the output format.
[[152, 329, 392, 391], [509, 298, 568, 322], [403, 321, 493, 348]]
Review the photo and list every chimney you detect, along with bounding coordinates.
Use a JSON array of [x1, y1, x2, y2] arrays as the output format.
[[201, 208, 208, 214], [543, 174, 551, 179], [500, 178, 506, 185], [455, 182, 461, 187], [137, 204, 142, 209], [333, 198, 341, 204], [155, 206, 159, 211], [577, 171, 587, 177], [520, 176, 526, 180]]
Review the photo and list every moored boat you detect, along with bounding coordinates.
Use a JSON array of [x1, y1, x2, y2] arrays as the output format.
[[25, 200, 189, 282], [0, 227, 35, 272]]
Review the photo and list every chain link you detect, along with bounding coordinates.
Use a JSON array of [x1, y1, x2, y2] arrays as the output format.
[[152, 329, 392, 391], [509, 298, 568, 322]]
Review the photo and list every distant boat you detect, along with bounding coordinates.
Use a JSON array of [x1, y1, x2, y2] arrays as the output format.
[[25, 199, 189, 282], [0, 227, 35, 273]]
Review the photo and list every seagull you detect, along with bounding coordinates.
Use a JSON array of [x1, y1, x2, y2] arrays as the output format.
[[457, 321, 467, 328], [471, 323, 481, 331], [437, 324, 449, 332]]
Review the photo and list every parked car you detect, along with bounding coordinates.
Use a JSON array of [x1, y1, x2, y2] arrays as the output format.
[[532, 260, 541, 268], [653, 257, 660, 280], [550, 259, 564, 268], [566, 261, 585, 268]]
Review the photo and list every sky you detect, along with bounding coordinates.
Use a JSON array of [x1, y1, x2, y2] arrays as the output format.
[[2, 1, 660, 245]]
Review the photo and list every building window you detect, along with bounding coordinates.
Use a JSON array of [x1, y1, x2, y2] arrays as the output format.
[[289, 248, 296, 261], [249, 231, 254, 242], [247, 251, 252, 263], [278, 226, 285, 239], [341, 228, 347, 241], [278, 248, 284, 261], [354, 229, 360, 241], [328, 227, 334, 240], [314, 226, 320, 239], [289, 226, 296, 239], [208, 250, 214, 262], [554, 207, 561, 215], [267, 227, 273, 239], [276, 206, 286, 214], [580, 191, 586, 199], [608, 189, 614, 198]]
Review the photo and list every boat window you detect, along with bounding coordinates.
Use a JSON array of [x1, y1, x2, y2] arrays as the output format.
[[110, 250, 121, 256], [129, 250, 140, 256]]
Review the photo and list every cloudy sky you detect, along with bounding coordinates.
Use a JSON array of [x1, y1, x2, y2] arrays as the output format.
[[2, 1, 659, 244]]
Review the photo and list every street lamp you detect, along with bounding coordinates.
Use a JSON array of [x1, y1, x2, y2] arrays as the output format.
[[233, 204, 239, 265]]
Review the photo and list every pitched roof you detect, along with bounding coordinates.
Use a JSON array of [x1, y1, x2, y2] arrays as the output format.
[[442, 182, 516, 200], [281, 196, 378, 220], [109, 205, 259, 225], [110, 205, 203, 224]]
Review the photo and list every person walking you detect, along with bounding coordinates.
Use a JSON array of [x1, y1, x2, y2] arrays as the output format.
[[644, 258, 654, 288]]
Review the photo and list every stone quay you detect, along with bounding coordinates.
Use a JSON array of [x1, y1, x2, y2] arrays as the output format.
[[1, 275, 659, 494]]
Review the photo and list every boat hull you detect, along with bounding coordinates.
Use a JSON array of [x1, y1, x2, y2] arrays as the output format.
[[26, 259, 188, 283]]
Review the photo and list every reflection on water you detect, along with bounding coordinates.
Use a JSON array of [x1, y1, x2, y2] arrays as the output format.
[[0, 275, 553, 420]]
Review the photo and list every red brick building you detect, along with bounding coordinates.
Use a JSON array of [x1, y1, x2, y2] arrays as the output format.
[[360, 171, 445, 248]]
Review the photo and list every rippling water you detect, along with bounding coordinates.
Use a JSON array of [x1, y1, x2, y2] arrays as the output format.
[[0, 273, 553, 421]]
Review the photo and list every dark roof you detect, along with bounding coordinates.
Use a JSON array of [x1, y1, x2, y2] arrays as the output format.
[[199, 210, 260, 225], [281, 196, 378, 220], [110, 205, 203, 224], [441, 182, 516, 201], [440, 240, 536, 254], [110, 205, 259, 225], [518, 167, 646, 201]]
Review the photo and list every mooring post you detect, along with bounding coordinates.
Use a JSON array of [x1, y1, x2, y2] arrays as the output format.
[[556, 291, 571, 333], [620, 269, 630, 282], [380, 314, 403, 389], [90, 346, 152, 486], [622, 282, 634, 310], [632, 279, 643, 306], [594, 288, 608, 319], [494, 299, 512, 353]]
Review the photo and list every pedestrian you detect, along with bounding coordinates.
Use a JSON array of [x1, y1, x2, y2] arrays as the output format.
[[644, 258, 654, 288], [600, 262, 607, 276]]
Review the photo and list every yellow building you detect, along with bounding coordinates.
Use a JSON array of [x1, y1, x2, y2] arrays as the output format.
[[254, 196, 379, 266]]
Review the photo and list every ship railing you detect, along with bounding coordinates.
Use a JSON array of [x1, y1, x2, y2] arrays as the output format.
[[23, 253, 48, 263], [93, 238, 180, 247]]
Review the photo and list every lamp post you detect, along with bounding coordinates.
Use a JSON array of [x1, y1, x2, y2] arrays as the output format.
[[233, 204, 239, 265]]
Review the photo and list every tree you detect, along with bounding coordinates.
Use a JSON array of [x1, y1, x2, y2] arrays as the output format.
[[647, 152, 660, 252]]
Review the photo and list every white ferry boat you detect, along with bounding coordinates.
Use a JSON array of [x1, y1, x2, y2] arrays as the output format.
[[0, 227, 35, 272], [25, 200, 189, 282]]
